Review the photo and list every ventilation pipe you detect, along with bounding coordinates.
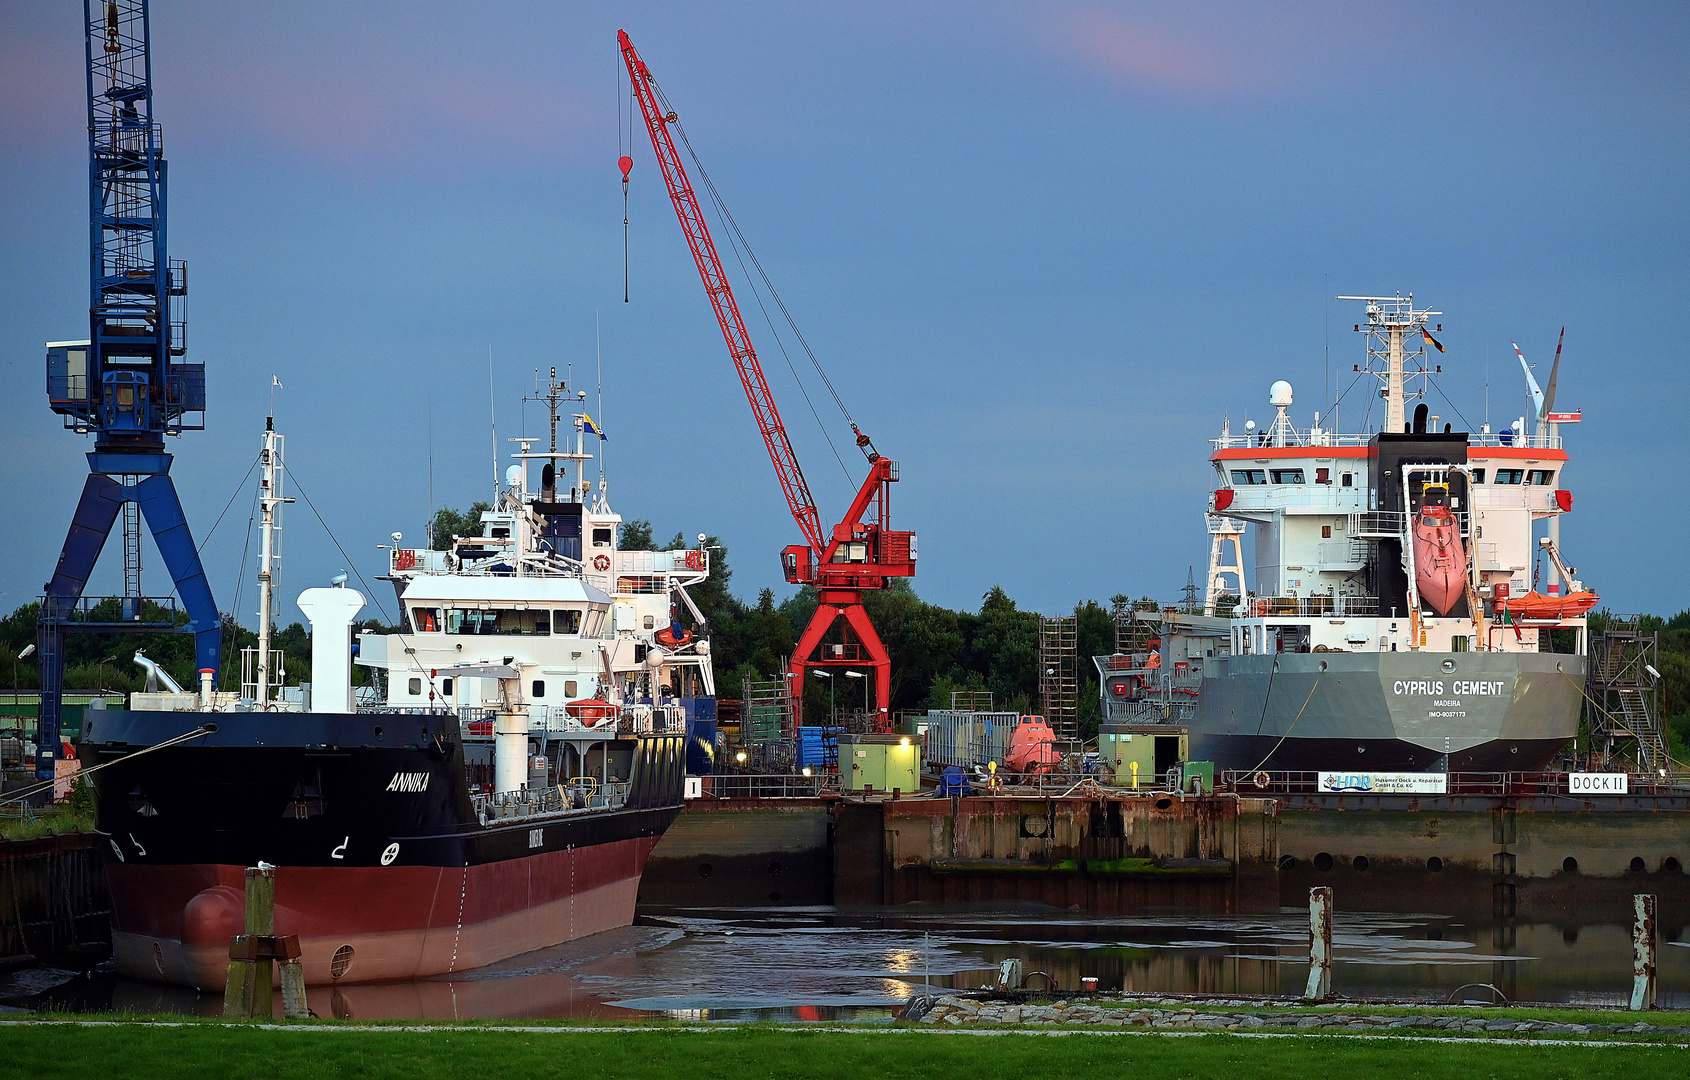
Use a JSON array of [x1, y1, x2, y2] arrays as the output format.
[[132, 649, 184, 693]]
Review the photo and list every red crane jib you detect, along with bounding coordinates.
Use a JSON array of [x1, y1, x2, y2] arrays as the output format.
[[620, 31, 913, 730]]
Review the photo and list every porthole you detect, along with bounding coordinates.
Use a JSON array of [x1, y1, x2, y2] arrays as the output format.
[[1630, 857, 1646, 873], [1563, 857, 1579, 873], [330, 945, 355, 979], [1279, 855, 1298, 871], [697, 863, 713, 879], [1313, 852, 1334, 872], [768, 860, 783, 876], [1426, 857, 1443, 872], [1352, 855, 1370, 872], [768, 891, 782, 903], [1665, 857, 1682, 873], [1154, 798, 1173, 810]]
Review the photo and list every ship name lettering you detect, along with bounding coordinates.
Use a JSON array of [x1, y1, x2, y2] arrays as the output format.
[[1450, 680, 1507, 696], [386, 771, 430, 793]]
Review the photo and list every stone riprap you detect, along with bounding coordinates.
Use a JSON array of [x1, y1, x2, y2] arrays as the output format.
[[905, 995, 1690, 1040]]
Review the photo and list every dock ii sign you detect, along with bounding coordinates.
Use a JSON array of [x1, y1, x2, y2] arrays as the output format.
[[1568, 773, 1628, 794]]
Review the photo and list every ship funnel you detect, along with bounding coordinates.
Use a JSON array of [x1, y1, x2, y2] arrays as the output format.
[[297, 585, 366, 713]]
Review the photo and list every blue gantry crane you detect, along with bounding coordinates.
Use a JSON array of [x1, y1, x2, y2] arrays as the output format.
[[36, 0, 218, 779]]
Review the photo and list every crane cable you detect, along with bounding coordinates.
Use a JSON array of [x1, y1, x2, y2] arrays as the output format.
[[651, 80, 860, 482]]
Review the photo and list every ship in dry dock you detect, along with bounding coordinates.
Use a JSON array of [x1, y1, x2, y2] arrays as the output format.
[[1098, 296, 1595, 774]]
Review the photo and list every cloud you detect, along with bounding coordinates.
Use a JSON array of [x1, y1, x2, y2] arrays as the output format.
[[1044, 3, 1388, 104]]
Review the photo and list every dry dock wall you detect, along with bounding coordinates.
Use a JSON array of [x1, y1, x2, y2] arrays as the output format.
[[834, 794, 1280, 913], [1278, 798, 1690, 923], [640, 799, 832, 906]]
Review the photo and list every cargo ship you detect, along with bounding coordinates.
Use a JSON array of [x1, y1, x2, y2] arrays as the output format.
[[1098, 296, 1593, 773], [82, 379, 715, 989]]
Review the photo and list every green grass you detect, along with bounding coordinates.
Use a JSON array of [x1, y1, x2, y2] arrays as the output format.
[[0, 807, 93, 841], [0, 1025, 1683, 1080]]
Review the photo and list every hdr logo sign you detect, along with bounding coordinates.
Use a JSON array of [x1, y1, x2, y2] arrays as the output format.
[[386, 771, 429, 793], [1569, 773, 1628, 794]]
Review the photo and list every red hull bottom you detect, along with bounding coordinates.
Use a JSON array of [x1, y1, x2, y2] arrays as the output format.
[[108, 837, 659, 990]]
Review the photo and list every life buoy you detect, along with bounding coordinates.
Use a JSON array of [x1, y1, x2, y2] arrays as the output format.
[[1253, 771, 1271, 790], [592, 554, 611, 572]]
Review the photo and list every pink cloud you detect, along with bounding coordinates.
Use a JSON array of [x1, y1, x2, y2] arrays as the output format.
[[1044, 4, 1393, 104]]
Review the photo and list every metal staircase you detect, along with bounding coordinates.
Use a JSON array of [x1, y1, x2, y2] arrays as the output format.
[[1588, 615, 1666, 772]]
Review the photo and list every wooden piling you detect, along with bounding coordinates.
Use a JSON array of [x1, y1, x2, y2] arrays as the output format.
[[1631, 893, 1657, 1011], [223, 866, 309, 1020], [1305, 886, 1332, 1001]]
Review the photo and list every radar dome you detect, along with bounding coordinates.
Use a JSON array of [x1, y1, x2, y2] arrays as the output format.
[[505, 464, 523, 489], [1269, 381, 1294, 408]]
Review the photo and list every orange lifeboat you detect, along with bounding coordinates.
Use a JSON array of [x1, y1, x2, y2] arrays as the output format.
[[1502, 590, 1600, 620], [1005, 715, 1063, 775], [1413, 492, 1467, 616], [564, 698, 618, 727]]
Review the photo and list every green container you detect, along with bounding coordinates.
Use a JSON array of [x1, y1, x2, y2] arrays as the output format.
[[1182, 760, 1215, 794], [838, 734, 921, 793]]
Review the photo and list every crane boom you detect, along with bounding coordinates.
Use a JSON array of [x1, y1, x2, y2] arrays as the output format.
[[620, 30, 915, 734], [618, 31, 824, 555]]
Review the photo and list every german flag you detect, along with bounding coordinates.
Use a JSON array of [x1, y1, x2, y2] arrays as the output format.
[[1422, 329, 1445, 353]]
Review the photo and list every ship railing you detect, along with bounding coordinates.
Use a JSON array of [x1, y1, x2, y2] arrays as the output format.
[[1244, 595, 1380, 618], [1218, 770, 1690, 797], [473, 779, 631, 823], [1210, 432, 1562, 452], [701, 773, 838, 799], [1210, 433, 1373, 451], [1350, 510, 1472, 539]]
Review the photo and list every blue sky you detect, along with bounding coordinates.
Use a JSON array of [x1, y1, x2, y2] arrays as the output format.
[[2, 1, 1687, 629]]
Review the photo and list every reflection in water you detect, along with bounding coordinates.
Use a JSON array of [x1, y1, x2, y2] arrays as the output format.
[[12, 905, 1690, 1018]]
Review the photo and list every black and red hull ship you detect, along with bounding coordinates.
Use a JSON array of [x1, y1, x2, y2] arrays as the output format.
[[81, 708, 685, 990]]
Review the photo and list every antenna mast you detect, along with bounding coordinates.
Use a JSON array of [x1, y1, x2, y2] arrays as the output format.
[[1338, 294, 1441, 433]]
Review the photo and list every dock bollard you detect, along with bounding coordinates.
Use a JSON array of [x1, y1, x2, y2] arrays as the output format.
[[224, 865, 309, 1020], [1305, 886, 1332, 1001], [1632, 893, 1657, 1011]]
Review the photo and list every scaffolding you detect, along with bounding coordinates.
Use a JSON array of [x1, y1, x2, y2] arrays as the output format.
[[1040, 615, 1079, 740], [1587, 615, 1666, 772]]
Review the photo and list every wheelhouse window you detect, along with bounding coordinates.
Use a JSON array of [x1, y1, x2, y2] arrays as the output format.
[[592, 528, 613, 546], [1270, 468, 1305, 485], [412, 607, 441, 632], [1470, 468, 1486, 484], [1230, 469, 1267, 485], [1528, 469, 1555, 486], [1494, 468, 1524, 485], [443, 608, 555, 635], [555, 608, 583, 635]]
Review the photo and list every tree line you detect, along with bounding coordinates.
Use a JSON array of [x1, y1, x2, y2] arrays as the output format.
[[3, 505, 1686, 750]]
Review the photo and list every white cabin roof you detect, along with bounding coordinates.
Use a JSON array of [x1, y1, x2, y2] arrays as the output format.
[[400, 576, 612, 606]]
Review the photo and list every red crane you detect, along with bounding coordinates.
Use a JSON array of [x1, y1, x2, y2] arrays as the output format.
[[619, 30, 914, 732]]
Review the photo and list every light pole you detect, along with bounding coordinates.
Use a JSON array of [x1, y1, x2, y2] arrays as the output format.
[[845, 670, 866, 720], [811, 669, 832, 726]]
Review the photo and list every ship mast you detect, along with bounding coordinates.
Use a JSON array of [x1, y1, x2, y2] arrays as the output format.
[[254, 415, 292, 705], [1339, 295, 1441, 433]]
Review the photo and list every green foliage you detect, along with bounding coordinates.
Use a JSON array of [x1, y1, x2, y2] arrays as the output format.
[[619, 519, 654, 550], [429, 501, 492, 550]]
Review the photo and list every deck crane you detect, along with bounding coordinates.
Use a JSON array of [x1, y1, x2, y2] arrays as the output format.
[[34, 0, 218, 779], [619, 30, 915, 732]]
